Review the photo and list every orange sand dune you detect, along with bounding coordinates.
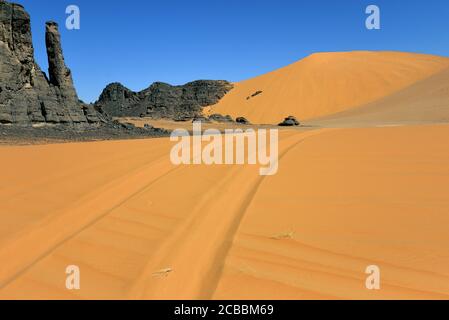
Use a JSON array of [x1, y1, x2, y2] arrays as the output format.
[[1, 124, 449, 299], [208, 51, 449, 124], [309, 64, 449, 127]]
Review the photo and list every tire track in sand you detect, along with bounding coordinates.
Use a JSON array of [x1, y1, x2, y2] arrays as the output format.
[[127, 129, 335, 299]]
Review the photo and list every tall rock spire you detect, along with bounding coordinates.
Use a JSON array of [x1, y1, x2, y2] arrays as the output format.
[[0, 1, 99, 125], [45, 21, 78, 101]]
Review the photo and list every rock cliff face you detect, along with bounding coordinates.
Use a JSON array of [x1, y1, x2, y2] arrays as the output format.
[[1, 0, 232, 127], [0, 0, 101, 125], [96, 83, 144, 117], [95, 80, 234, 119]]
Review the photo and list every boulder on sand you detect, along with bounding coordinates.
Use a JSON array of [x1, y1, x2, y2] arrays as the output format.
[[278, 116, 300, 127], [208, 113, 234, 123], [236, 117, 251, 125]]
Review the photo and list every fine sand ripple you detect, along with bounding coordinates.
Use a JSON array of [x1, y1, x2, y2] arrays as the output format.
[[213, 125, 449, 300], [1, 124, 449, 299]]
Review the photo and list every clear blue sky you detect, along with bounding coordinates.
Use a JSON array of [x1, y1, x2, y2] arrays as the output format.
[[14, 0, 449, 103]]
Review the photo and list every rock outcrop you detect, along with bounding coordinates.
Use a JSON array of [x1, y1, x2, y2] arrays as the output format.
[[95, 80, 234, 119], [95, 83, 144, 118], [0, 0, 102, 126]]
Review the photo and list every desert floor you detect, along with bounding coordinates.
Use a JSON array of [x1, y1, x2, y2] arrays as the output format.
[[0, 122, 449, 300]]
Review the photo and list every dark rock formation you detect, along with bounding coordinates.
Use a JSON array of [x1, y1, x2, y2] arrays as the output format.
[[0, 120, 170, 144], [278, 116, 300, 127], [236, 117, 251, 125], [95, 80, 234, 119], [95, 83, 144, 118], [45, 21, 77, 100], [0, 0, 102, 126]]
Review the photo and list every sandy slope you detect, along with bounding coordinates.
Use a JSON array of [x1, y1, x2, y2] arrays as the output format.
[[0, 124, 449, 299], [207, 51, 449, 124], [309, 65, 449, 127]]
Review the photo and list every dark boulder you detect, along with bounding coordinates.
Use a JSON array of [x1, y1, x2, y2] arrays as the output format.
[[208, 113, 234, 123], [278, 116, 300, 127], [236, 117, 251, 125]]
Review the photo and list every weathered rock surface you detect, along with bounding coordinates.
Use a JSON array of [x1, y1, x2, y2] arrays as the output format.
[[95, 83, 144, 118], [95, 80, 234, 119], [0, 0, 103, 126]]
